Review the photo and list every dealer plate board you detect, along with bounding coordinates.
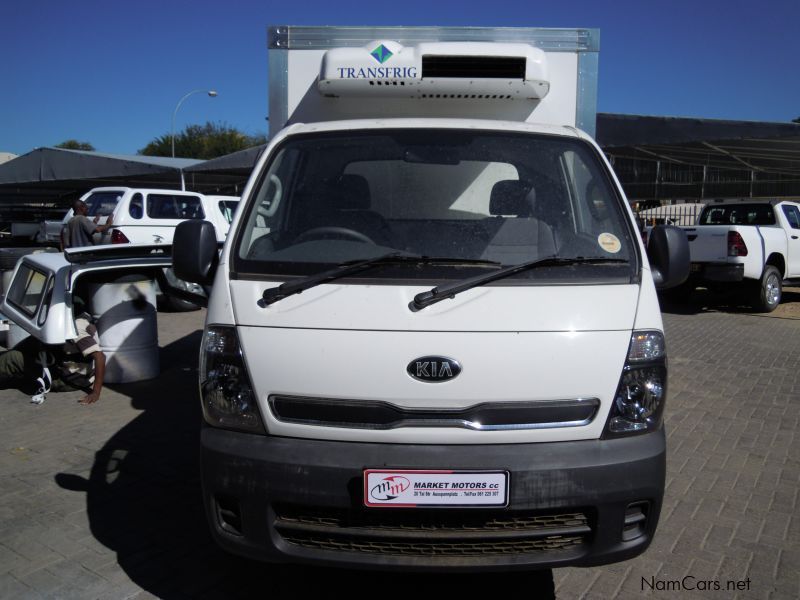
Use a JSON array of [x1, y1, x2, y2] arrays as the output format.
[[364, 469, 509, 508]]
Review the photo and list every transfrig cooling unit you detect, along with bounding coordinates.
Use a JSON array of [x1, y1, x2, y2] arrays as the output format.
[[268, 26, 599, 137], [318, 42, 550, 100]]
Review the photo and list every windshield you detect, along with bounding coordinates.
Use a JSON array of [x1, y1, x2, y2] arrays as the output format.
[[234, 129, 637, 283]]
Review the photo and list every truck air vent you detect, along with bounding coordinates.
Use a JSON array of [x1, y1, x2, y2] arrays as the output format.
[[215, 495, 244, 536], [419, 94, 514, 100], [622, 502, 650, 541], [422, 55, 526, 79]]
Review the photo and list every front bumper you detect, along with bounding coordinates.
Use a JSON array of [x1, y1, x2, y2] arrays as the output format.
[[200, 427, 666, 571]]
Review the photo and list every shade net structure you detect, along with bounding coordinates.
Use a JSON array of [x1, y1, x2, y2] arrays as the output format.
[[0, 148, 203, 224], [181, 143, 267, 193], [3, 116, 800, 229], [596, 114, 800, 202]]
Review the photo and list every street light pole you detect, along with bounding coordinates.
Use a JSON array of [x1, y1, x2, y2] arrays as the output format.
[[171, 89, 218, 158]]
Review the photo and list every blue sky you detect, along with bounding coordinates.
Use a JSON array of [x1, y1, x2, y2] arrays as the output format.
[[2, 0, 798, 156]]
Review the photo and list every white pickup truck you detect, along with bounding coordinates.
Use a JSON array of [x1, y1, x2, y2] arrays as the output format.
[[678, 199, 800, 311]]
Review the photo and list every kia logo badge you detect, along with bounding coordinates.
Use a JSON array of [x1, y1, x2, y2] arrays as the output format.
[[407, 356, 461, 383]]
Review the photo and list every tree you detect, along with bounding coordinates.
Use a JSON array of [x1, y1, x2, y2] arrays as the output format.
[[56, 139, 95, 151], [138, 122, 266, 159], [793, 117, 800, 124]]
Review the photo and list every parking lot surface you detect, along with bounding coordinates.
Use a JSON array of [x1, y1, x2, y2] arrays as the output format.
[[0, 293, 798, 599]]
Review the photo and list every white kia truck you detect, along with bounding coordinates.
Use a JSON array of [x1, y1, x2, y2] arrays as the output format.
[[173, 26, 688, 571]]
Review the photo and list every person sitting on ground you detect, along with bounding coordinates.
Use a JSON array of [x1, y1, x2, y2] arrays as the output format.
[[0, 304, 106, 405], [62, 199, 114, 249]]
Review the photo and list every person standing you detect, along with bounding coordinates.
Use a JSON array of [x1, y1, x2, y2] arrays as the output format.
[[62, 199, 114, 249]]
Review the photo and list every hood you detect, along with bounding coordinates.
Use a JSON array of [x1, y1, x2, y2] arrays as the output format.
[[230, 280, 639, 332]]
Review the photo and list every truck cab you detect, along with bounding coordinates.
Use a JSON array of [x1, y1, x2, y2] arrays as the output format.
[[173, 26, 688, 571]]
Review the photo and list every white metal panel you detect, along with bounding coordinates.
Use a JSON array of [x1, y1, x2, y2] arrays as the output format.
[[229, 280, 638, 333], [755, 226, 786, 278], [525, 53, 577, 130], [207, 262, 236, 326], [103, 225, 177, 245], [238, 326, 629, 444], [777, 202, 800, 277], [1, 256, 71, 345], [632, 267, 665, 333], [684, 225, 731, 262]]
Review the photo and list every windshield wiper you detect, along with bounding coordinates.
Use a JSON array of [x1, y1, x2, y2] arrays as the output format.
[[259, 254, 500, 307], [410, 257, 629, 311]]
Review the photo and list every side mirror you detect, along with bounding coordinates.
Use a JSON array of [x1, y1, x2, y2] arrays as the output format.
[[647, 225, 690, 290], [173, 220, 218, 285]]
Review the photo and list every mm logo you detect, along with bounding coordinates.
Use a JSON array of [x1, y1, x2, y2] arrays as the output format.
[[370, 44, 393, 64], [370, 476, 410, 501]]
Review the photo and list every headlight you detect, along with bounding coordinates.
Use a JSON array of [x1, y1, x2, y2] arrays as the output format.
[[199, 326, 264, 434], [603, 331, 667, 437]]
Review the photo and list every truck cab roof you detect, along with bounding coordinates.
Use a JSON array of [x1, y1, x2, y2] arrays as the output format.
[[275, 117, 589, 140]]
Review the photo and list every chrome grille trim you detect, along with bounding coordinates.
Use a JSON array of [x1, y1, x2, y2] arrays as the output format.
[[269, 396, 600, 431]]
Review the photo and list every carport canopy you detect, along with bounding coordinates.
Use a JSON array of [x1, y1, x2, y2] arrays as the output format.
[[596, 114, 800, 175], [0, 147, 202, 209], [0, 147, 200, 186]]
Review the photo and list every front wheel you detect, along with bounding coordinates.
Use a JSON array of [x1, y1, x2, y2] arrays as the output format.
[[752, 265, 782, 312]]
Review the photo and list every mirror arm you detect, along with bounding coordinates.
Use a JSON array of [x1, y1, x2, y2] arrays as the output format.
[[155, 270, 209, 308]]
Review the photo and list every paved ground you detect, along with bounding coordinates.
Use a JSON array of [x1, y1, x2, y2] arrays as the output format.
[[0, 290, 798, 599]]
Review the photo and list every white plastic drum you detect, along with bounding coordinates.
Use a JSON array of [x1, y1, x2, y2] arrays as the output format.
[[86, 277, 159, 383]]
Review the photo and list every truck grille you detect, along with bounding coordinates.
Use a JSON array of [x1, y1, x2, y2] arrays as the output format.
[[280, 536, 583, 556], [269, 395, 599, 431], [274, 505, 590, 557]]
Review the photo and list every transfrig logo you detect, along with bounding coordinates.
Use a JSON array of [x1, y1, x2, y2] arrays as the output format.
[[370, 476, 410, 501], [370, 44, 393, 64], [335, 43, 417, 79]]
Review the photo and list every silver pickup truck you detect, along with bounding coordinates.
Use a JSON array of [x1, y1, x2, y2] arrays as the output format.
[[676, 199, 800, 311]]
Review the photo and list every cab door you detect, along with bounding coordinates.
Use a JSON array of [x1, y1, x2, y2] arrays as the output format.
[[779, 203, 800, 278]]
